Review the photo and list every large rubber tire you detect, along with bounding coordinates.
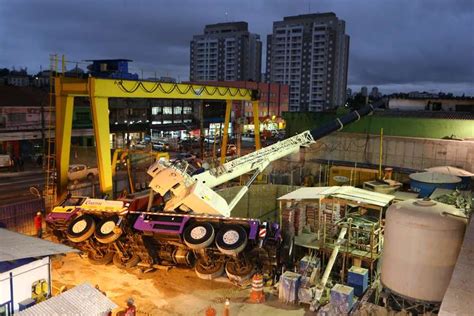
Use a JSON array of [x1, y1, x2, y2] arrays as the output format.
[[87, 250, 114, 265], [113, 252, 140, 269], [215, 225, 248, 256], [94, 215, 123, 244], [183, 222, 215, 250], [195, 258, 225, 280], [66, 215, 95, 243], [226, 259, 254, 282]]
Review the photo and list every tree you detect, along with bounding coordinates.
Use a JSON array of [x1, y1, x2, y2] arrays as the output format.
[[0, 68, 9, 77], [347, 93, 367, 110]]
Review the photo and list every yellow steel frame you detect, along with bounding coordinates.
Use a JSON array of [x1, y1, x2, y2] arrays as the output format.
[[55, 77, 259, 198]]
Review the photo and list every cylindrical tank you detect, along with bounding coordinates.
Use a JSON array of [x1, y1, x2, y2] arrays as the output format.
[[409, 172, 462, 197], [425, 166, 473, 190], [381, 199, 467, 302]]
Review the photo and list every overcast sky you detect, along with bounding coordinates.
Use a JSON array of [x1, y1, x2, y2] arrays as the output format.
[[0, 0, 473, 95]]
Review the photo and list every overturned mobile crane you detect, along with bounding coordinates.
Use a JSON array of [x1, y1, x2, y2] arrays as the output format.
[[47, 104, 374, 280]]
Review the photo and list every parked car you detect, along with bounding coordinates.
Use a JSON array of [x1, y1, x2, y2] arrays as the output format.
[[204, 137, 220, 144], [152, 141, 170, 151], [68, 164, 98, 182], [134, 141, 149, 149]]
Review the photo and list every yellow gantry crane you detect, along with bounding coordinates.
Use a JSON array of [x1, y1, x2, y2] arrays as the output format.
[[54, 76, 261, 199]]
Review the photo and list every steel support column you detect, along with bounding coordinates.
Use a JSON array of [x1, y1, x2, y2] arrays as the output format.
[[220, 100, 232, 164], [252, 101, 261, 150], [89, 79, 113, 195], [55, 93, 74, 197]]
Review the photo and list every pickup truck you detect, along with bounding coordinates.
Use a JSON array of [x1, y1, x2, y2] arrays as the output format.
[[68, 164, 98, 182]]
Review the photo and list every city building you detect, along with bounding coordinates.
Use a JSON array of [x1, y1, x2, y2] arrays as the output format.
[[86, 59, 139, 80], [32, 71, 52, 88], [407, 91, 439, 99], [197, 80, 289, 133], [266, 13, 350, 112], [360, 86, 368, 97], [0, 85, 94, 158], [346, 88, 352, 98], [6, 69, 30, 87], [388, 96, 474, 112], [190, 22, 262, 82], [370, 87, 381, 99]]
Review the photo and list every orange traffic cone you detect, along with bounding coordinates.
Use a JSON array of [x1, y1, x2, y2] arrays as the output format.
[[223, 298, 230, 316], [205, 306, 216, 316], [249, 273, 265, 303]]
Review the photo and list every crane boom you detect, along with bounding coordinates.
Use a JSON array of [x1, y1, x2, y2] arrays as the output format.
[[193, 104, 374, 188], [147, 104, 374, 217]]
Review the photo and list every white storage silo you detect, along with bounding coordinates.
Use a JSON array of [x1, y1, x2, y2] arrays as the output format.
[[381, 199, 467, 302]]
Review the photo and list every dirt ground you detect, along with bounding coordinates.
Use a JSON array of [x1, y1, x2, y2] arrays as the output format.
[[52, 253, 308, 316]]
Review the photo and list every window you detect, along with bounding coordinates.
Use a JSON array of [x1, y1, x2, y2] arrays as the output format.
[[152, 107, 162, 115], [183, 106, 192, 114], [163, 107, 173, 115], [7, 112, 26, 122], [173, 107, 182, 115]]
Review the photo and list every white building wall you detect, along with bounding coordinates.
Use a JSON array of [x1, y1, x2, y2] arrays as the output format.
[[388, 98, 474, 111], [0, 257, 50, 312]]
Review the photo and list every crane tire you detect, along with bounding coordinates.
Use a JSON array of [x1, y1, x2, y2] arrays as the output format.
[[183, 222, 215, 250], [66, 215, 96, 243], [195, 258, 224, 280], [215, 225, 248, 256], [113, 252, 140, 269], [95, 215, 123, 244], [225, 259, 254, 282], [87, 251, 114, 265]]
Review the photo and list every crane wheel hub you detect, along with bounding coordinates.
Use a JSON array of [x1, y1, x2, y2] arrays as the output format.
[[222, 230, 240, 245], [72, 219, 87, 234], [190, 226, 207, 240]]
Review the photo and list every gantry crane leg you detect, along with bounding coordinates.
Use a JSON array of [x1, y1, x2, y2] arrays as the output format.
[[220, 100, 232, 164], [55, 93, 74, 199], [89, 91, 113, 195]]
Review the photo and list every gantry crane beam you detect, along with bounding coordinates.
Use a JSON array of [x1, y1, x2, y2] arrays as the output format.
[[54, 76, 260, 199]]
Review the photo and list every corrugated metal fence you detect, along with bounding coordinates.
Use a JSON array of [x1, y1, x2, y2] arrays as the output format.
[[0, 198, 45, 235]]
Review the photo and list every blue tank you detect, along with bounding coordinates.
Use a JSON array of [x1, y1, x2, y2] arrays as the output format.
[[409, 172, 462, 197]]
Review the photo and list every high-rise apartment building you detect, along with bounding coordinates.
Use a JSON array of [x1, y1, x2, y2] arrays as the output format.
[[190, 22, 262, 82], [267, 13, 350, 112]]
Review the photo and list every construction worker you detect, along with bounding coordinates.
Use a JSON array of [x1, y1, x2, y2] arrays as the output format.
[[124, 298, 136, 316], [34, 212, 43, 238]]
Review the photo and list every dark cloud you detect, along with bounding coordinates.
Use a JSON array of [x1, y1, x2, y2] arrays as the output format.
[[0, 0, 472, 94]]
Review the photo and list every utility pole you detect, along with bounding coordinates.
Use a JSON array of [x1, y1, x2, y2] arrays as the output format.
[[200, 102, 204, 159]]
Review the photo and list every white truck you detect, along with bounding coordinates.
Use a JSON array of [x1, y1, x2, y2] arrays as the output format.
[[68, 164, 98, 182]]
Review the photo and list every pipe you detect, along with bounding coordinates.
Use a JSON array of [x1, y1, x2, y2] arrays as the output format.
[[379, 128, 383, 178], [227, 168, 261, 212], [315, 227, 348, 301], [309, 104, 374, 140]]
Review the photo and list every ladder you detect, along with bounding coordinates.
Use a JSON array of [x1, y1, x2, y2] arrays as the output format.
[[43, 54, 58, 209]]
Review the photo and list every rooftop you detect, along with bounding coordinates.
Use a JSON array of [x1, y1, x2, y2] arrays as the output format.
[[278, 186, 394, 207], [282, 12, 337, 22], [0, 228, 77, 263], [18, 283, 117, 316], [204, 21, 249, 33]]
